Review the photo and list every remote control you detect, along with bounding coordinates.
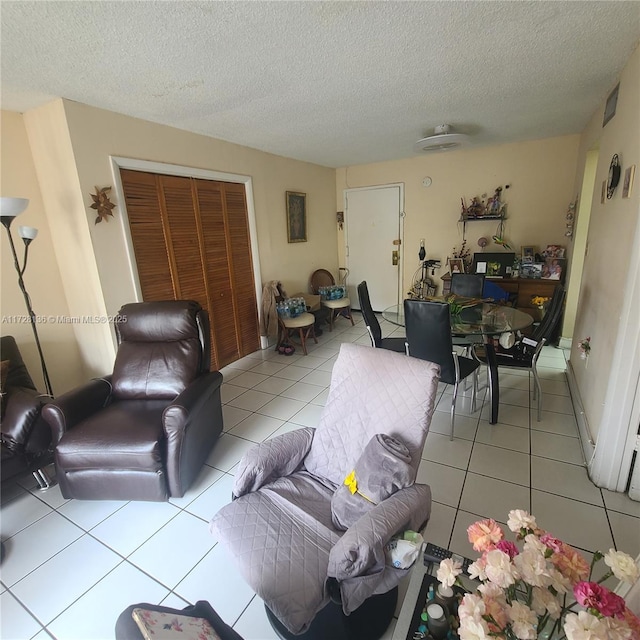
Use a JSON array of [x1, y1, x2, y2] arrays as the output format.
[[423, 542, 474, 574]]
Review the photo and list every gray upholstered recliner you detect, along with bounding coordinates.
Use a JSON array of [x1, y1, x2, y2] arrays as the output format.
[[42, 300, 224, 501], [210, 343, 439, 639]]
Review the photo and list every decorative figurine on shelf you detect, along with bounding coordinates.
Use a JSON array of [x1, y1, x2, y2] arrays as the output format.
[[485, 186, 507, 217], [461, 184, 509, 220]]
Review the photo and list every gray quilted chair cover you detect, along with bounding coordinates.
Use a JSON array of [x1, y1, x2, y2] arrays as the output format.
[[210, 343, 440, 635]]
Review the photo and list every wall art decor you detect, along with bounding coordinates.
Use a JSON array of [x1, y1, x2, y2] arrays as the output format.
[[623, 164, 636, 199], [90, 186, 116, 224], [286, 191, 307, 243]]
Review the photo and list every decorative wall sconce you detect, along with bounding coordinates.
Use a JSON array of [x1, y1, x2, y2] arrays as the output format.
[[0, 197, 53, 396], [336, 211, 344, 231], [90, 186, 116, 224], [565, 198, 577, 238]]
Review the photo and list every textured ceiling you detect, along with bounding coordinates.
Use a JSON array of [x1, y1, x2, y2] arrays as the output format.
[[2, 1, 639, 168]]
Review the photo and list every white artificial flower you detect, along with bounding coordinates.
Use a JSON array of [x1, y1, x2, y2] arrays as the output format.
[[477, 581, 506, 603], [563, 611, 608, 640], [522, 533, 547, 555], [507, 601, 538, 640], [437, 557, 463, 588], [514, 547, 552, 587], [458, 594, 485, 622], [507, 509, 537, 533], [468, 559, 487, 582], [459, 616, 491, 640], [604, 549, 640, 584], [548, 566, 572, 594], [531, 586, 561, 618], [484, 549, 518, 588], [602, 616, 633, 640]]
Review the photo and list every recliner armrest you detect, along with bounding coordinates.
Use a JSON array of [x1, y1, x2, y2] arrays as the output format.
[[328, 483, 431, 580], [163, 371, 224, 430], [41, 377, 112, 445], [327, 483, 431, 615], [1, 386, 47, 452], [232, 427, 315, 498]]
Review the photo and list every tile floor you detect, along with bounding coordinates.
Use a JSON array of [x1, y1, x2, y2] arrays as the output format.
[[2, 313, 639, 640]]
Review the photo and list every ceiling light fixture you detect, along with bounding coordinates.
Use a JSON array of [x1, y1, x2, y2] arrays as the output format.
[[414, 124, 470, 153]]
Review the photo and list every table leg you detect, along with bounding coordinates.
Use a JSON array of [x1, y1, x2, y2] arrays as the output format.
[[484, 337, 499, 424]]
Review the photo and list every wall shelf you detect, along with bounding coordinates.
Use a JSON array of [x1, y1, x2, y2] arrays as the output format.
[[459, 215, 505, 222]]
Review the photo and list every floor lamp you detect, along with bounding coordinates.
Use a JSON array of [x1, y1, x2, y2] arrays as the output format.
[[1, 197, 54, 397]]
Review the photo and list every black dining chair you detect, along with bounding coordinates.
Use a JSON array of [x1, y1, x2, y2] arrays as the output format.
[[450, 273, 486, 357], [404, 299, 481, 440], [357, 281, 406, 353], [474, 284, 566, 421], [450, 273, 485, 298]]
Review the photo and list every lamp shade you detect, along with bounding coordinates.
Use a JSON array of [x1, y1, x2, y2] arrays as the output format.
[[0, 197, 29, 217], [19, 226, 38, 241]]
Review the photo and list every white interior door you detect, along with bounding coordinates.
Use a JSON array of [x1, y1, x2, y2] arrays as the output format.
[[344, 185, 403, 311]]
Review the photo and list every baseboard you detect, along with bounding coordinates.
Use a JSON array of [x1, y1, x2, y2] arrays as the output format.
[[566, 358, 596, 464]]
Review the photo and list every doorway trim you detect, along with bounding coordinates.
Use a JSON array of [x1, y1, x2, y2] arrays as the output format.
[[109, 156, 267, 349], [343, 183, 405, 309]]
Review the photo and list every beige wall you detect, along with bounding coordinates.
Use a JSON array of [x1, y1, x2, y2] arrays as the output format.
[[13, 99, 337, 375], [570, 43, 640, 442], [336, 135, 580, 310], [59, 100, 337, 317], [1, 110, 87, 393]]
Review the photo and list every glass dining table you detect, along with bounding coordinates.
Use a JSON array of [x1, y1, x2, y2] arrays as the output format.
[[382, 300, 534, 424]]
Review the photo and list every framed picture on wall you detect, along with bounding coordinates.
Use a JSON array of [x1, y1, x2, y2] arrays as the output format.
[[623, 165, 636, 198], [286, 191, 307, 243]]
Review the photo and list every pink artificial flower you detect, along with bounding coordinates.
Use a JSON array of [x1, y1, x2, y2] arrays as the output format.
[[467, 519, 504, 552], [574, 582, 626, 618], [540, 533, 563, 554], [621, 606, 640, 638], [551, 542, 590, 584], [495, 540, 519, 559], [481, 594, 508, 634]]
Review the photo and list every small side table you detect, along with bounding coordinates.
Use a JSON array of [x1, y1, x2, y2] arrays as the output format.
[[393, 546, 475, 640]]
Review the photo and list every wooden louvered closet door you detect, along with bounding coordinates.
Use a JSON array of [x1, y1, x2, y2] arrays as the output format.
[[120, 169, 260, 370]]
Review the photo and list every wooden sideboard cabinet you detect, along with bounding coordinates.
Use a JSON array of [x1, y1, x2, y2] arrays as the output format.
[[441, 275, 561, 321]]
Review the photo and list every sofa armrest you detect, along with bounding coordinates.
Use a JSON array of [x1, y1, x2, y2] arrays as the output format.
[[41, 377, 112, 445], [232, 427, 315, 498], [163, 371, 224, 497]]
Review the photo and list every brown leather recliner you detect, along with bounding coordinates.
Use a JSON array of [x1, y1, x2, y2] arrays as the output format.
[[1, 336, 54, 489], [42, 300, 224, 501]]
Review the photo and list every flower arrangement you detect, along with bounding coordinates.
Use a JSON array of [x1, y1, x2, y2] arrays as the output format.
[[452, 240, 473, 273], [531, 296, 550, 311], [436, 510, 640, 640], [578, 337, 591, 360]]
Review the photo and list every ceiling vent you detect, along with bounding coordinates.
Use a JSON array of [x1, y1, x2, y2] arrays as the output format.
[[414, 124, 470, 153]]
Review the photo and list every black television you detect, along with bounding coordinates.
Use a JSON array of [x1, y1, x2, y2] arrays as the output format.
[[471, 252, 516, 278]]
